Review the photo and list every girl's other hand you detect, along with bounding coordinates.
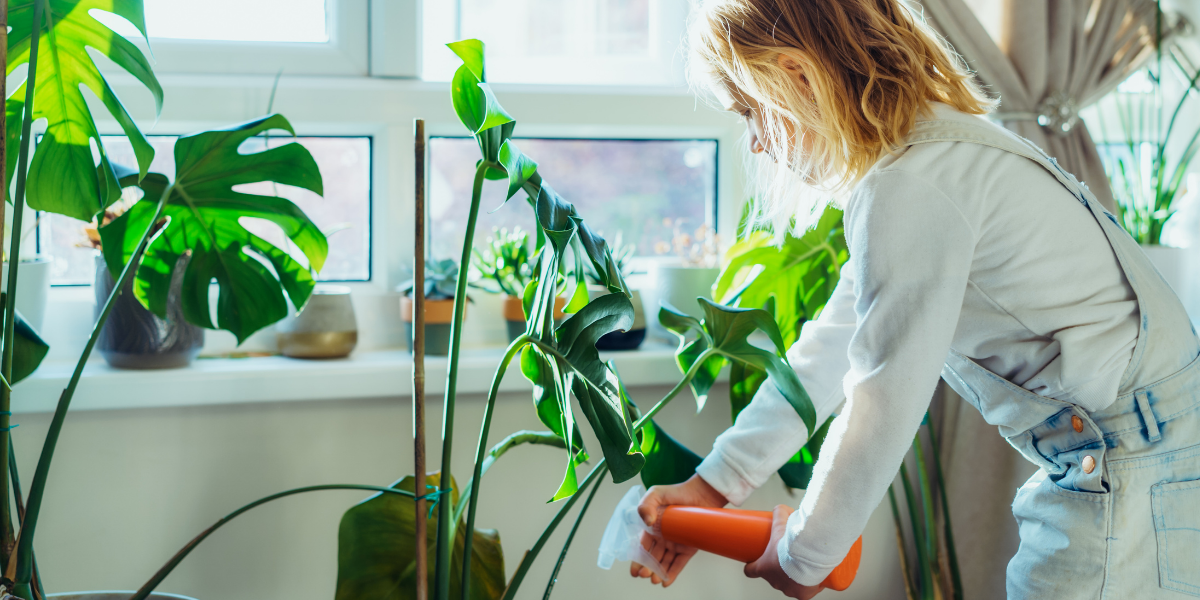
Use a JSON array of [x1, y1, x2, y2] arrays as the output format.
[[744, 505, 823, 599], [630, 474, 728, 587]]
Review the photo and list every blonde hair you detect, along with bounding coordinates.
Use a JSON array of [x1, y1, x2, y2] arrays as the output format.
[[688, 0, 996, 234]]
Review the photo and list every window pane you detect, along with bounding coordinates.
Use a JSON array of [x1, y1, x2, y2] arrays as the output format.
[[422, 0, 685, 85], [96, 0, 329, 43], [428, 137, 716, 261], [41, 136, 371, 285]]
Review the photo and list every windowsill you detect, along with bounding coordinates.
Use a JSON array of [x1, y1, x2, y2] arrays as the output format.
[[11, 341, 692, 414]]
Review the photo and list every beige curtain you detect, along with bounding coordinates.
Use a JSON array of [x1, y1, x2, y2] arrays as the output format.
[[917, 0, 1164, 212], [911, 3, 1170, 598]]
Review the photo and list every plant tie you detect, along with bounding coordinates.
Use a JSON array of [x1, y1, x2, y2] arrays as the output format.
[[0, 411, 17, 431], [417, 485, 451, 519]]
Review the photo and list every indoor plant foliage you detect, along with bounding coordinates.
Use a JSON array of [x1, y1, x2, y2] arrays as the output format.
[[331, 41, 821, 600], [400, 258, 464, 355]]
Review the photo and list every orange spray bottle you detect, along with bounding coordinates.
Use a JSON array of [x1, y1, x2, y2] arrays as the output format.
[[599, 485, 863, 591]]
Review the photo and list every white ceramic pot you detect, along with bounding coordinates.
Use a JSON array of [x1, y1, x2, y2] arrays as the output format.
[[276, 284, 358, 358], [1, 255, 52, 332], [643, 264, 720, 341], [47, 593, 196, 600]]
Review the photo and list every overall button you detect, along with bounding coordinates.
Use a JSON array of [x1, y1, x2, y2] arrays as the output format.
[[1082, 455, 1096, 474], [1071, 415, 1084, 433]]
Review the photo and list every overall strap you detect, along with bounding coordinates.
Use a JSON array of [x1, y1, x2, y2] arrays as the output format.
[[904, 116, 1198, 398]]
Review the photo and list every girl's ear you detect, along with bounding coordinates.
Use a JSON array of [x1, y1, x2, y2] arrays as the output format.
[[776, 52, 811, 87]]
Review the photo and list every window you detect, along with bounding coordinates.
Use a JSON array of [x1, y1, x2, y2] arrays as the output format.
[[40, 136, 372, 286], [422, 0, 690, 85], [92, 0, 369, 75], [428, 137, 717, 261]]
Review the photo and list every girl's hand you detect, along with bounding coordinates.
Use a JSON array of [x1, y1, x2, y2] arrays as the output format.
[[630, 474, 728, 587], [744, 505, 823, 600]]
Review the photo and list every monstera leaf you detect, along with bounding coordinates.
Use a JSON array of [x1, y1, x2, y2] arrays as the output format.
[[336, 473, 505, 600], [98, 115, 328, 343], [7, 0, 163, 220], [638, 419, 703, 488], [661, 299, 816, 435]]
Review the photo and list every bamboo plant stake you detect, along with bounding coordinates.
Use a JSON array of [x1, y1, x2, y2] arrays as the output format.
[[412, 118, 428, 600], [0, 0, 11, 567]]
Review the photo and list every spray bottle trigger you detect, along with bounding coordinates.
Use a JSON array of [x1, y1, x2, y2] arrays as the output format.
[[597, 484, 669, 581]]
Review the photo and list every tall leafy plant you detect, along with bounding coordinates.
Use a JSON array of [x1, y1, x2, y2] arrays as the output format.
[[1096, 4, 1200, 245]]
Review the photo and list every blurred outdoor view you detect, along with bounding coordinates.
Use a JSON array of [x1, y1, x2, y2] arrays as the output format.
[[428, 137, 716, 261], [41, 136, 372, 285]]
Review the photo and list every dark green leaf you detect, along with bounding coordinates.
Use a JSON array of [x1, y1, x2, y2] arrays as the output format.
[[729, 362, 766, 423], [99, 115, 328, 344], [11, 0, 164, 221], [518, 345, 587, 501], [776, 416, 834, 489], [675, 338, 725, 411], [639, 420, 703, 487], [5, 86, 24, 204], [497, 140, 538, 202], [335, 473, 505, 600], [9, 310, 48, 384]]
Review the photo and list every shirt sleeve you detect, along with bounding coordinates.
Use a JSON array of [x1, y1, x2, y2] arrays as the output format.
[[694, 254, 859, 506], [776, 169, 976, 585]]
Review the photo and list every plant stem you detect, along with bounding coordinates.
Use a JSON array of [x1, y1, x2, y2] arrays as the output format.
[[6, 440, 43, 600], [911, 432, 938, 579], [631, 348, 717, 430], [887, 486, 916, 600], [501, 462, 608, 600], [899, 463, 931, 600], [10, 186, 172, 585], [433, 161, 490, 600], [128, 484, 419, 600], [0, 0, 43, 572], [924, 415, 961, 600], [459, 336, 528, 598], [452, 430, 566, 525], [543, 469, 604, 600]]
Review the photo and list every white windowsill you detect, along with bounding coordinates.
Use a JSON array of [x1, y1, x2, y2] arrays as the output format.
[[11, 341, 691, 414]]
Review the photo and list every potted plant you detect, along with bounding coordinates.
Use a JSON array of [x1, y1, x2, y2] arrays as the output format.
[[1095, 4, 1199, 298], [588, 233, 646, 350], [643, 219, 721, 340], [470, 227, 566, 341], [400, 258, 465, 356]]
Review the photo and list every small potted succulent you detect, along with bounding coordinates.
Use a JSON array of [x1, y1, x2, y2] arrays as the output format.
[[588, 233, 646, 350], [644, 219, 721, 340], [471, 227, 564, 341], [399, 258, 466, 356]]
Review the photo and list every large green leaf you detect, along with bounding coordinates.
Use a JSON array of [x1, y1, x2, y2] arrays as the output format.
[[7, 310, 48, 384], [8, 0, 163, 221], [335, 473, 505, 600], [776, 416, 834, 489], [639, 419, 703, 488], [660, 298, 816, 435], [98, 115, 328, 343]]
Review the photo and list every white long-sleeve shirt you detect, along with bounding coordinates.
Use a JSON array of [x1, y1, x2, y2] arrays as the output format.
[[694, 104, 1139, 585]]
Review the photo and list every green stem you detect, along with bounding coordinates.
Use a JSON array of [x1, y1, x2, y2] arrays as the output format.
[[7, 439, 44, 600], [0, 0, 44, 572], [925, 415, 962, 599], [543, 470, 604, 600], [128, 484, 418, 600], [434, 161, 490, 600], [460, 337, 531, 598], [899, 463, 931, 600], [887, 486, 916, 600], [501, 462, 608, 600], [11, 185, 172, 585], [452, 430, 566, 526], [911, 432, 938, 578], [632, 348, 717, 430]]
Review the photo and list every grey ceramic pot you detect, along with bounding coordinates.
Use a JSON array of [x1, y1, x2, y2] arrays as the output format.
[[95, 254, 204, 369], [48, 593, 196, 600]]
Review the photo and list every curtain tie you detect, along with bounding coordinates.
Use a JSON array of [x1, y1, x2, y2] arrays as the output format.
[[994, 91, 1080, 136]]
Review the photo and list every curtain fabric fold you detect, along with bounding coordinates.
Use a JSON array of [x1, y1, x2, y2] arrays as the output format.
[[918, 0, 1163, 211]]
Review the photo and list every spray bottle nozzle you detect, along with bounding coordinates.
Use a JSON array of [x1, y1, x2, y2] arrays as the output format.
[[597, 484, 669, 580]]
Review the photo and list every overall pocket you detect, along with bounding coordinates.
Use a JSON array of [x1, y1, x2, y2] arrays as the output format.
[[1152, 479, 1200, 596]]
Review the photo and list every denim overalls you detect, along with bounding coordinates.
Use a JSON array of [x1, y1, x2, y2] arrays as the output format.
[[902, 116, 1200, 599]]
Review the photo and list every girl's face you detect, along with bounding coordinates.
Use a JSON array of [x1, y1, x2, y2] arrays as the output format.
[[726, 93, 771, 157]]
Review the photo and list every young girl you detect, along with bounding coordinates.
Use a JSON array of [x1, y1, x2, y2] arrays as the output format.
[[632, 1, 1200, 598]]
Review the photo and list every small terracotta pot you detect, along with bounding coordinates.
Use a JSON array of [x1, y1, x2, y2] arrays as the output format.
[[401, 296, 461, 356], [502, 294, 565, 341]]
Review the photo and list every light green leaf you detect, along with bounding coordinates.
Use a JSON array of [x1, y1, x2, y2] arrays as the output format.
[[563, 281, 588, 314], [99, 114, 328, 344], [335, 473, 505, 600], [474, 83, 513, 134], [10, 0, 164, 220], [447, 39, 486, 82], [497, 139, 538, 201], [451, 64, 486, 134]]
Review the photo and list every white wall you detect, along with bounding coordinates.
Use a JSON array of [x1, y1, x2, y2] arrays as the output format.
[[11, 383, 905, 599]]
